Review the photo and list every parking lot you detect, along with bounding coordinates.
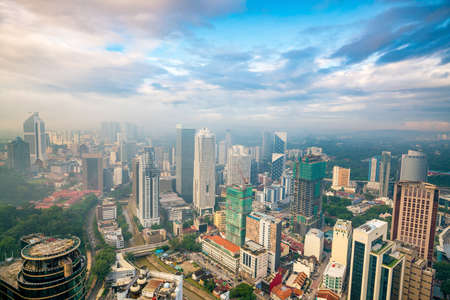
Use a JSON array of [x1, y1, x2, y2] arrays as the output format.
[[188, 252, 236, 286]]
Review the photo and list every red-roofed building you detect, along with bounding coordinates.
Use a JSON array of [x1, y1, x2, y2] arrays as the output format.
[[316, 289, 340, 300], [201, 235, 240, 274], [270, 284, 293, 300]]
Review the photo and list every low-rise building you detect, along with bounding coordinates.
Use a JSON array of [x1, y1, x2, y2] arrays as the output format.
[[97, 199, 117, 221], [118, 270, 183, 300], [293, 258, 315, 277], [240, 240, 268, 281], [106, 253, 136, 286], [322, 262, 345, 295], [202, 235, 240, 274]]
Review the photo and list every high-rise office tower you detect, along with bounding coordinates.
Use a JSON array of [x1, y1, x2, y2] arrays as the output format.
[[400, 150, 428, 182], [245, 211, 282, 273], [176, 125, 195, 202], [379, 151, 391, 197], [331, 219, 352, 268], [7, 137, 30, 174], [348, 219, 405, 300], [82, 153, 103, 192], [368, 156, 380, 182], [225, 129, 232, 148], [100, 121, 121, 144], [226, 145, 251, 186], [271, 153, 285, 182], [271, 132, 287, 181], [290, 155, 326, 235], [250, 159, 258, 186], [23, 112, 46, 163], [273, 131, 287, 154], [225, 185, 253, 246], [332, 166, 350, 190], [261, 131, 273, 172], [391, 181, 439, 264], [217, 140, 228, 165], [193, 128, 216, 216], [135, 147, 160, 227]]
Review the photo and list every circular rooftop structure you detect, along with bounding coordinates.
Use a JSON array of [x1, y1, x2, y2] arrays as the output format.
[[21, 236, 80, 261]]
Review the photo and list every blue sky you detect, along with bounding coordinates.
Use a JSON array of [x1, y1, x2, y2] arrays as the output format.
[[0, 0, 449, 134]]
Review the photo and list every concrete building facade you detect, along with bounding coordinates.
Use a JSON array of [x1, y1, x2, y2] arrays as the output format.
[[304, 228, 324, 262], [391, 181, 439, 264], [245, 211, 282, 273], [240, 241, 268, 281], [193, 128, 216, 216], [226, 145, 251, 186], [331, 219, 352, 268]]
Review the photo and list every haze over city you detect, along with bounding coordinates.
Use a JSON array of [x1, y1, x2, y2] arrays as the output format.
[[1, 0, 449, 133], [0, 1, 450, 300]]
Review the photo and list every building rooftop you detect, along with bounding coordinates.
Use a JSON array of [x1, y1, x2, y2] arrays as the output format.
[[0, 260, 22, 289], [306, 228, 324, 238], [204, 235, 240, 254], [242, 240, 266, 255], [324, 262, 345, 278], [357, 219, 387, 233], [21, 236, 80, 260]]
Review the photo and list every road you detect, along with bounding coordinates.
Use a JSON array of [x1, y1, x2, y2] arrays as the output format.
[[121, 204, 135, 246], [86, 204, 103, 300], [304, 252, 330, 300]]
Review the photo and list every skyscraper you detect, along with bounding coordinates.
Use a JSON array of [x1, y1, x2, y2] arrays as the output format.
[[261, 131, 273, 172], [271, 153, 285, 181], [7, 137, 30, 174], [271, 132, 287, 181], [245, 211, 282, 273], [400, 150, 428, 182], [368, 156, 380, 182], [23, 112, 46, 163], [226, 145, 251, 186], [290, 155, 326, 235], [391, 181, 439, 264], [135, 147, 160, 227], [100, 121, 121, 144], [225, 185, 253, 246], [217, 140, 228, 165], [176, 124, 195, 202], [273, 131, 287, 154], [348, 219, 404, 300], [193, 128, 216, 216], [379, 151, 391, 197], [82, 153, 103, 192]]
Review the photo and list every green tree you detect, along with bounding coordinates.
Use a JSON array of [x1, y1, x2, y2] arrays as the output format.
[[230, 283, 256, 300], [92, 247, 116, 281]]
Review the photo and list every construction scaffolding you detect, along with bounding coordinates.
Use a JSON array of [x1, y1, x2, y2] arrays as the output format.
[[225, 185, 253, 246]]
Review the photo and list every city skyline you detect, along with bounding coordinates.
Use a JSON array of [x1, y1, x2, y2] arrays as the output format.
[[0, 1, 449, 133]]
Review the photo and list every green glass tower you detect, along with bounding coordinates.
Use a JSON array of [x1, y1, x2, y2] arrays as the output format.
[[225, 185, 253, 246], [291, 155, 326, 236]]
